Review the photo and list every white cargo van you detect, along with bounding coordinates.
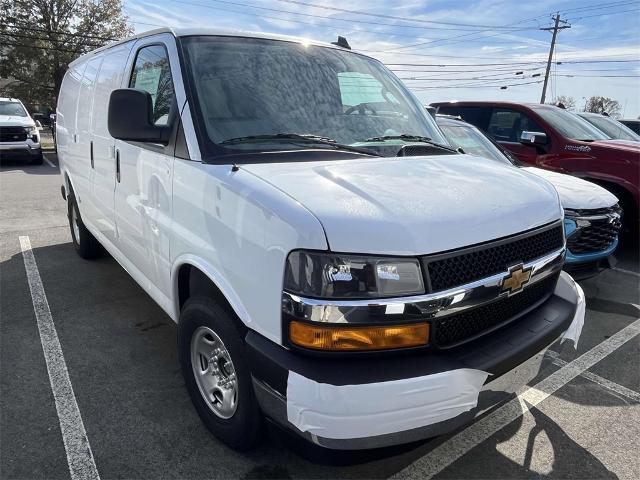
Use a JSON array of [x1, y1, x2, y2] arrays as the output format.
[[57, 28, 584, 451]]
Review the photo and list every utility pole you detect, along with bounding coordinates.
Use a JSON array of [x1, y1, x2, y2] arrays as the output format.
[[540, 13, 570, 104]]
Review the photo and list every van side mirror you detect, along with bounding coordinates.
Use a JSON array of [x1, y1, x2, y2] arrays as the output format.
[[520, 131, 547, 147], [108, 89, 170, 144]]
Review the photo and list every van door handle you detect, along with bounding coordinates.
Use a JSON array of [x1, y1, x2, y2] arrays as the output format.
[[115, 150, 121, 183], [90, 141, 94, 168]]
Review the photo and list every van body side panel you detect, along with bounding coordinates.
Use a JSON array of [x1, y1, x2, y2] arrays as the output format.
[[56, 64, 85, 180], [73, 56, 103, 225], [171, 161, 328, 343], [90, 41, 134, 244]]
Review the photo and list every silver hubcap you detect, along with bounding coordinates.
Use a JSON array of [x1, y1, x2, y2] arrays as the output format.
[[71, 207, 80, 242], [190, 326, 238, 419]]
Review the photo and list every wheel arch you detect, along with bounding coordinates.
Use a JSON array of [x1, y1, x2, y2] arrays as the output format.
[[172, 256, 252, 332], [583, 176, 636, 214]]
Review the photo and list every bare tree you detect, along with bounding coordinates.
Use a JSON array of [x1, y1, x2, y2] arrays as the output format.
[[584, 96, 622, 118], [551, 95, 576, 110], [0, 0, 132, 108]]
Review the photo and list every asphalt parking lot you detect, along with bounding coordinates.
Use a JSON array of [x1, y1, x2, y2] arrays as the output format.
[[1, 152, 639, 480]]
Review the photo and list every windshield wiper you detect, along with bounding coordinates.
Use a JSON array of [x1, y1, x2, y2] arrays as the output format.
[[362, 134, 457, 152], [219, 133, 382, 156]]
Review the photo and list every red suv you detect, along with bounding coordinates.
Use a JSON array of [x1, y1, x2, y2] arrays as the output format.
[[431, 101, 640, 234]]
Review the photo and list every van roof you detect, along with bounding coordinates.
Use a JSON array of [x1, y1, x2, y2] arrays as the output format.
[[69, 27, 361, 68]]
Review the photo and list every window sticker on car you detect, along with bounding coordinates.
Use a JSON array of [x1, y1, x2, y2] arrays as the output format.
[[133, 67, 162, 102]]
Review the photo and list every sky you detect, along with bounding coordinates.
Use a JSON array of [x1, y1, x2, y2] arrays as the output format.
[[123, 0, 640, 117]]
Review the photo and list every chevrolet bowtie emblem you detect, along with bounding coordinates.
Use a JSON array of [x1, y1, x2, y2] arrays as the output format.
[[501, 264, 532, 296]]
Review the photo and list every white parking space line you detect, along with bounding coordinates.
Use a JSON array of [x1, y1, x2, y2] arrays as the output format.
[[613, 267, 640, 278], [392, 318, 640, 480], [546, 350, 640, 403], [19, 236, 100, 480], [43, 155, 57, 168]]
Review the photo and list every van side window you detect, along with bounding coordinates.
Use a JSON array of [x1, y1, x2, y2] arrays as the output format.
[[129, 45, 175, 126], [488, 108, 544, 143]]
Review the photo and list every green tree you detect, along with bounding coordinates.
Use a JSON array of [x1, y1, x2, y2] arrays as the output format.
[[0, 0, 132, 108], [584, 96, 622, 118]]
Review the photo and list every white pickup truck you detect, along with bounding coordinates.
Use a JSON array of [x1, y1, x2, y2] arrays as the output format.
[[57, 28, 583, 451], [0, 97, 43, 164]]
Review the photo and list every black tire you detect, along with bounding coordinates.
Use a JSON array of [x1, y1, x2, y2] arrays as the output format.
[[31, 151, 43, 165], [68, 194, 101, 259], [178, 296, 264, 450]]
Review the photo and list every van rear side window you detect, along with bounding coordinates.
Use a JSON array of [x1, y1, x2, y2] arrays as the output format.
[[129, 45, 175, 126]]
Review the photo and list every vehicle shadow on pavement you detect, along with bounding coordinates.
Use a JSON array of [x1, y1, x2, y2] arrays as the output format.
[[0, 156, 58, 175], [0, 241, 633, 479], [444, 397, 619, 479]]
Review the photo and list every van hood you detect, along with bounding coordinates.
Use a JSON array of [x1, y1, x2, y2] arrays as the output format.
[[0, 115, 34, 127], [522, 167, 618, 210], [242, 155, 561, 255]]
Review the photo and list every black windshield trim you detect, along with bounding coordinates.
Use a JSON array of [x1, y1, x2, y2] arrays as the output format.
[[206, 148, 377, 164]]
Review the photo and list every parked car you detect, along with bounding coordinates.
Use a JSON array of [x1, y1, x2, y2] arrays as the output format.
[[431, 101, 640, 237], [577, 112, 640, 142], [436, 114, 621, 279], [620, 119, 640, 135], [0, 97, 43, 164], [57, 28, 582, 451]]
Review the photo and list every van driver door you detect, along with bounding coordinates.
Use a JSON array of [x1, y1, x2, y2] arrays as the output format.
[[113, 34, 183, 299]]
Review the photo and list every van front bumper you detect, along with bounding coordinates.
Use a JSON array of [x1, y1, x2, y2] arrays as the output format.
[[247, 273, 582, 450]]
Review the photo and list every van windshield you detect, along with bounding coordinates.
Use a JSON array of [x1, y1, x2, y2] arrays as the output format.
[[0, 101, 28, 117], [181, 36, 447, 158], [532, 105, 609, 141]]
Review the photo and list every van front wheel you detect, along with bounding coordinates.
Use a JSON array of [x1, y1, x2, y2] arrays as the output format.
[[68, 195, 100, 259], [178, 297, 264, 450]]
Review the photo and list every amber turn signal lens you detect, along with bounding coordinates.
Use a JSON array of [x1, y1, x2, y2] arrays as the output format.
[[289, 321, 429, 351]]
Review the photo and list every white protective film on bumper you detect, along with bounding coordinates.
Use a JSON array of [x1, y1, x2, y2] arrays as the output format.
[[557, 271, 586, 348], [286, 368, 489, 440]]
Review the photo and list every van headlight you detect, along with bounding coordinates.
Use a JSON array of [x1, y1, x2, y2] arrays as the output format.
[[284, 250, 425, 299]]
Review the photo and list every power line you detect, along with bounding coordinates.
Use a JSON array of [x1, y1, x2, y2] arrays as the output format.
[[386, 59, 639, 69], [566, 7, 640, 21], [0, 22, 118, 41], [559, 0, 639, 14], [0, 40, 87, 54], [0, 31, 103, 48], [150, 0, 538, 32], [411, 79, 545, 90], [268, 0, 542, 29]]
